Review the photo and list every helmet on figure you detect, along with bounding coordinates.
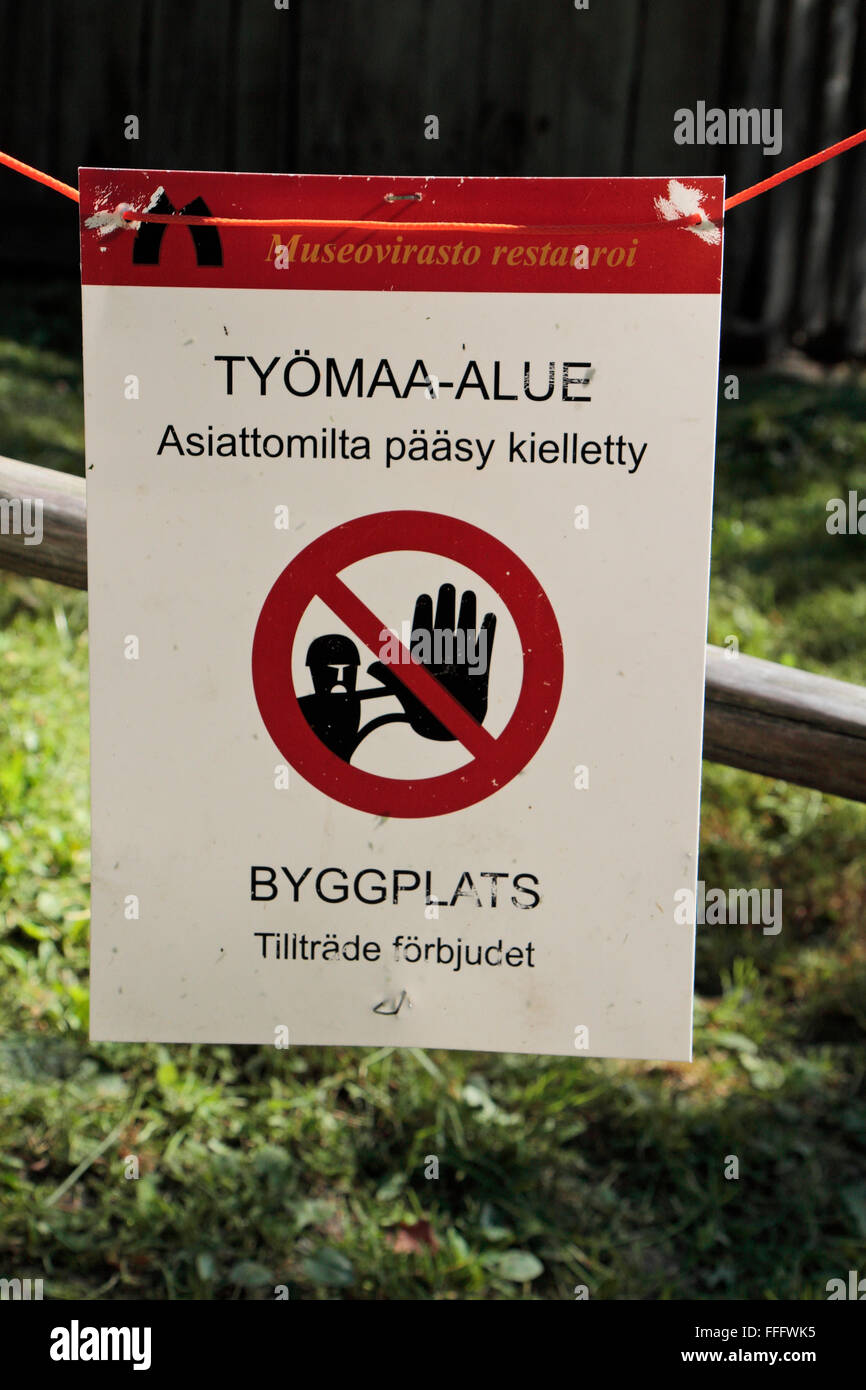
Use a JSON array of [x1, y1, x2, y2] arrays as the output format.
[[305, 634, 361, 696]]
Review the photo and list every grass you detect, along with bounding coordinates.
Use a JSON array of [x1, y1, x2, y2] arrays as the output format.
[[1, 278, 866, 1299], [0, 275, 83, 478]]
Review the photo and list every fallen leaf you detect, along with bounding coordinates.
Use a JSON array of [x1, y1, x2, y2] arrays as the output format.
[[388, 1220, 439, 1254]]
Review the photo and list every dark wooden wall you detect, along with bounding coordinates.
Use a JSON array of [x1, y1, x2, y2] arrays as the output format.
[[1, 0, 864, 358]]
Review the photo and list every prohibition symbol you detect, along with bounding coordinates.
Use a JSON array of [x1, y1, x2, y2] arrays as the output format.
[[251, 511, 563, 817]]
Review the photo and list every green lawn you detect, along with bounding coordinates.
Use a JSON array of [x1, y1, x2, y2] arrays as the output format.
[[1, 280, 865, 1299]]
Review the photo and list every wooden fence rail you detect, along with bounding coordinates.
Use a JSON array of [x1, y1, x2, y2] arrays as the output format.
[[3, 454, 866, 804]]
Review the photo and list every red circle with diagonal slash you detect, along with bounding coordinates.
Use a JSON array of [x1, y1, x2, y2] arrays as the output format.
[[251, 510, 563, 817]]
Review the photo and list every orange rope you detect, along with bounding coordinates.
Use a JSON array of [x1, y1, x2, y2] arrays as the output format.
[[723, 125, 866, 212], [0, 149, 79, 202], [2, 126, 865, 230], [119, 211, 688, 231], [121, 211, 619, 231]]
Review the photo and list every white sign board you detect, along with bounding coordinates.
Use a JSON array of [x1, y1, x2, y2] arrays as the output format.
[[80, 170, 724, 1058]]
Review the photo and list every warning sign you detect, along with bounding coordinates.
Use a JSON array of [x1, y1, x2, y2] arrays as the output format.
[[80, 169, 724, 1058], [252, 510, 563, 816]]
